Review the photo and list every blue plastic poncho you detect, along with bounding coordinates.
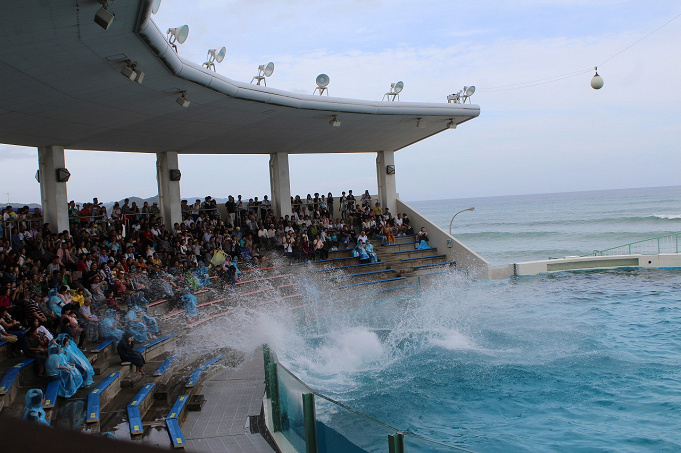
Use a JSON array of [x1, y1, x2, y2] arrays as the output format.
[[100, 309, 123, 341], [55, 333, 93, 387], [365, 242, 378, 263], [182, 292, 198, 318], [125, 307, 148, 342], [194, 262, 212, 287], [48, 295, 64, 318], [417, 240, 430, 250], [45, 344, 83, 398], [56, 400, 85, 430], [22, 389, 50, 425]]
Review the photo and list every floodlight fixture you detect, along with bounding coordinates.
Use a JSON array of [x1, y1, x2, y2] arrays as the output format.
[[251, 62, 275, 85], [447, 85, 475, 104], [416, 118, 425, 128], [447, 92, 461, 103], [314, 74, 330, 95], [121, 64, 135, 81], [167, 25, 189, 52], [461, 86, 475, 103], [94, 2, 115, 30], [329, 115, 341, 127], [591, 67, 604, 90], [151, 0, 162, 14], [176, 91, 190, 108], [121, 61, 144, 84], [382, 81, 404, 101], [203, 47, 226, 71]]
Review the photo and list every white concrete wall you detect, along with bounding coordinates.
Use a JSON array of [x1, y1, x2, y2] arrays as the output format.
[[396, 199, 490, 278], [514, 254, 681, 276]]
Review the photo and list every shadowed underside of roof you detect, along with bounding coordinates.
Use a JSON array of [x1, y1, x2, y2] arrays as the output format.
[[0, 0, 479, 155]]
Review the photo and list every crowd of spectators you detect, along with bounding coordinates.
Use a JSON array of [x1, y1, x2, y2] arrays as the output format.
[[0, 190, 420, 369]]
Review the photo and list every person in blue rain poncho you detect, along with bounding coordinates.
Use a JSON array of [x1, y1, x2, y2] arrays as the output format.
[[181, 288, 198, 319], [100, 309, 123, 341], [194, 261, 212, 287], [47, 287, 66, 319], [22, 388, 50, 425], [365, 240, 378, 263], [354, 241, 371, 264], [125, 305, 159, 343], [45, 344, 83, 398], [55, 333, 94, 387]]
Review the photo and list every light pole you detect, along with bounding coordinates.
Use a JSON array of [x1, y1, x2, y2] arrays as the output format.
[[449, 207, 475, 236]]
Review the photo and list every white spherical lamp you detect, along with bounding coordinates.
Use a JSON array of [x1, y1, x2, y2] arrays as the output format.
[[591, 67, 604, 90]]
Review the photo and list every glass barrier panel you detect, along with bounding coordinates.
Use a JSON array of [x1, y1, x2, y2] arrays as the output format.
[[277, 364, 309, 452], [404, 434, 471, 452], [315, 395, 395, 453]]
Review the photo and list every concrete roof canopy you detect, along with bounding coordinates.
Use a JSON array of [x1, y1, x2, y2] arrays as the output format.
[[0, 0, 479, 155]]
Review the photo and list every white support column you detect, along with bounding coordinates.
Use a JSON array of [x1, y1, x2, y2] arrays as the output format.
[[376, 150, 397, 215], [269, 152, 292, 218], [156, 152, 182, 230], [38, 146, 70, 233]]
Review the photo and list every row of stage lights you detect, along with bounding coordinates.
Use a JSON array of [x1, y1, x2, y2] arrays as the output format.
[[94, 0, 477, 109]]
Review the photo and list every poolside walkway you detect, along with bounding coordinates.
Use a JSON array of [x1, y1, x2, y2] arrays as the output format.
[[184, 347, 273, 453]]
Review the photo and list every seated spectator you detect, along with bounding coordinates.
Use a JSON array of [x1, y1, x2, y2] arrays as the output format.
[[0, 306, 26, 354], [55, 333, 94, 387], [24, 326, 48, 376], [22, 389, 51, 426], [79, 297, 100, 343], [117, 333, 146, 375], [100, 309, 123, 341], [45, 344, 83, 398]]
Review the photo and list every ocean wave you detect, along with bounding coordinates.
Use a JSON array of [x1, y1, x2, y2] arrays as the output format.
[[652, 214, 681, 220]]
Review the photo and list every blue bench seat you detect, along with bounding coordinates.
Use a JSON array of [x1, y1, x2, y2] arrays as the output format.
[[185, 355, 225, 388], [0, 358, 34, 396], [400, 254, 446, 262], [166, 417, 186, 449], [43, 380, 60, 409], [337, 276, 406, 290], [154, 356, 176, 376], [326, 269, 396, 281], [127, 383, 155, 436], [86, 371, 120, 423]]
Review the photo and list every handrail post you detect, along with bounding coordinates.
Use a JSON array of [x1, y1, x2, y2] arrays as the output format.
[[302, 393, 318, 453], [388, 432, 405, 453], [268, 363, 282, 432]]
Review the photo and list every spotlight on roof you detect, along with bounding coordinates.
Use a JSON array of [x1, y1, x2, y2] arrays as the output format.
[[94, 2, 115, 30], [176, 91, 190, 108], [251, 62, 275, 86], [151, 0, 162, 14], [329, 115, 341, 127], [447, 85, 475, 104], [203, 47, 226, 71], [382, 81, 404, 101], [314, 74, 330, 95], [416, 118, 425, 128], [591, 67, 604, 90], [121, 61, 144, 84], [167, 25, 189, 52], [446, 119, 457, 129]]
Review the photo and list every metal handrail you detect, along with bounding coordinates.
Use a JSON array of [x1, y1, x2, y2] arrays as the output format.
[[584, 233, 681, 257]]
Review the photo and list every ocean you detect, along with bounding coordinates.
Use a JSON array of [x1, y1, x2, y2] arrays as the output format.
[[244, 186, 681, 452]]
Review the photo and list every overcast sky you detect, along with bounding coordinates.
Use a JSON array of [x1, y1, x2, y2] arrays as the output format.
[[2, 0, 680, 205]]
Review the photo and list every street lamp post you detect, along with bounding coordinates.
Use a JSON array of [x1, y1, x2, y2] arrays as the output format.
[[449, 207, 475, 236]]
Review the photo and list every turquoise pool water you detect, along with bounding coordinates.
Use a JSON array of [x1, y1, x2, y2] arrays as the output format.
[[278, 269, 681, 452], [270, 187, 681, 452]]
